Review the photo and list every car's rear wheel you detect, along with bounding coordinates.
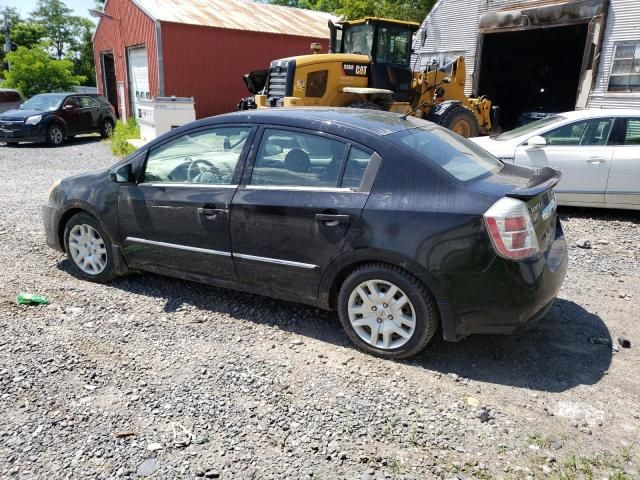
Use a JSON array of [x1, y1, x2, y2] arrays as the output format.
[[337, 263, 438, 359], [100, 119, 114, 138], [46, 125, 64, 146], [63, 212, 117, 282]]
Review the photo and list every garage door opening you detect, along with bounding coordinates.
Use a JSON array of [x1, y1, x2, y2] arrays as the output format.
[[478, 23, 589, 131], [101, 52, 118, 118]]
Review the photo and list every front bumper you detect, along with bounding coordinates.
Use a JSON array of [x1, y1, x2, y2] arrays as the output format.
[[435, 221, 568, 341], [0, 124, 46, 143], [43, 203, 64, 252]]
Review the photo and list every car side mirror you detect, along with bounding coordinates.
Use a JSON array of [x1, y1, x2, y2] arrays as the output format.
[[110, 163, 134, 183], [527, 136, 547, 148], [63, 104, 76, 111]]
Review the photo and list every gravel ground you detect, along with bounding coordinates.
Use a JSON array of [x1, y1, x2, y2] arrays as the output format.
[[0, 137, 639, 479]]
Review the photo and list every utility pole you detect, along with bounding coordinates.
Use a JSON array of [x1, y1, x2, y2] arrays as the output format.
[[2, 9, 12, 70]]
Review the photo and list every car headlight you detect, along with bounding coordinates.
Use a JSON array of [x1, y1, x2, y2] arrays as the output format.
[[25, 115, 43, 125]]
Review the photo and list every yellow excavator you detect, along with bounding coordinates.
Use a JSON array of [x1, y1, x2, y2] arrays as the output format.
[[238, 17, 497, 137]]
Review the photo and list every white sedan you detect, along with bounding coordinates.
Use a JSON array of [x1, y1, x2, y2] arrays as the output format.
[[471, 109, 640, 210]]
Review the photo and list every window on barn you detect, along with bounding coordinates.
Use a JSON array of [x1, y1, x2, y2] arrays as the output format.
[[608, 42, 640, 92]]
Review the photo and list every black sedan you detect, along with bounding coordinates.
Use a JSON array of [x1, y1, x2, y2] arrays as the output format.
[[0, 92, 116, 146], [43, 108, 568, 358]]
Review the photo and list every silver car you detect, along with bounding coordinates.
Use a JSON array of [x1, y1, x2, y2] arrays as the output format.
[[471, 109, 640, 210], [0, 89, 23, 114]]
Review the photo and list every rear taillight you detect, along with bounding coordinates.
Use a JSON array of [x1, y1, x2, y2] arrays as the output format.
[[484, 197, 539, 259]]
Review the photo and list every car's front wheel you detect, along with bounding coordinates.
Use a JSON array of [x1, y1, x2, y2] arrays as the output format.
[[46, 124, 65, 146], [63, 212, 117, 282], [337, 263, 438, 359], [100, 119, 114, 138]]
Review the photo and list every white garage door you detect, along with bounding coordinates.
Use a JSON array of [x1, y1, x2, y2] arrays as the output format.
[[127, 46, 150, 118]]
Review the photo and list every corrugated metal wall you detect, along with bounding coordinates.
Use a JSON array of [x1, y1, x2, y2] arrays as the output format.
[[415, 0, 640, 108], [588, 0, 640, 108], [161, 22, 328, 118], [413, 0, 480, 96], [93, 0, 159, 118]]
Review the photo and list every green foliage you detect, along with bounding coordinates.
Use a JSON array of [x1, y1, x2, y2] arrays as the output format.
[[267, 0, 436, 23], [29, 0, 92, 60], [72, 21, 97, 86], [11, 22, 47, 49], [111, 118, 140, 157], [3, 45, 84, 97]]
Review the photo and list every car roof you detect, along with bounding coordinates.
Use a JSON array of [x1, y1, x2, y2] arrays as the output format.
[[0, 88, 20, 93], [207, 107, 429, 136], [558, 108, 640, 120]]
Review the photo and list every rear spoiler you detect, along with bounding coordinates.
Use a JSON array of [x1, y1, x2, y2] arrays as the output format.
[[506, 167, 562, 200]]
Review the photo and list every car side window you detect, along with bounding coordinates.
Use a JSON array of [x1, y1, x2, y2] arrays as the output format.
[[622, 118, 640, 145], [342, 147, 373, 188], [143, 127, 251, 184], [64, 97, 82, 109], [250, 129, 348, 187], [79, 96, 99, 108], [542, 118, 614, 146]]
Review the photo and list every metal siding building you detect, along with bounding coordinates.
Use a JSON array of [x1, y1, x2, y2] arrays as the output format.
[[414, 0, 640, 128], [93, 0, 334, 119]]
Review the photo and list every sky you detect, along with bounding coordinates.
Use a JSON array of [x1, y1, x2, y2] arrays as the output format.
[[2, 0, 94, 20]]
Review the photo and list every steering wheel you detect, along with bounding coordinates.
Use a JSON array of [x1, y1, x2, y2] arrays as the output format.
[[186, 158, 223, 183]]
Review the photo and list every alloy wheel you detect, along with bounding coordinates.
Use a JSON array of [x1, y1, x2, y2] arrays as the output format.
[[49, 127, 63, 145], [347, 279, 417, 350], [104, 121, 113, 137], [68, 224, 108, 275]]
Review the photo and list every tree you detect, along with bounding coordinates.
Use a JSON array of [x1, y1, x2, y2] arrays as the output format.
[[70, 20, 96, 86], [267, 0, 436, 23], [0, 6, 21, 33], [3, 45, 84, 97], [29, 0, 86, 60], [11, 22, 47, 49]]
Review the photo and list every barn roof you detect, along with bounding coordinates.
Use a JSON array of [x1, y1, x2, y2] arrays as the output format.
[[131, 0, 336, 38]]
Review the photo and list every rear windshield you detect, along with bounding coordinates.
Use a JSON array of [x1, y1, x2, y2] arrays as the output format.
[[390, 126, 503, 182], [494, 115, 563, 141]]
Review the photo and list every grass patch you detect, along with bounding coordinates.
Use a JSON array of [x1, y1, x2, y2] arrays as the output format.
[[527, 433, 553, 449], [111, 117, 140, 157]]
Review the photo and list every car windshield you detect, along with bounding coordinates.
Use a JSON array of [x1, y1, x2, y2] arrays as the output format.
[[21, 94, 66, 112], [390, 126, 503, 182], [494, 115, 564, 141], [343, 24, 374, 56]]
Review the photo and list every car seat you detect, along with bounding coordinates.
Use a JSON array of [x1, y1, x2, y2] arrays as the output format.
[[284, 149, 312, 173]]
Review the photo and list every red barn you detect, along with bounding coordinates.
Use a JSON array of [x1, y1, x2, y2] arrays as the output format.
[[93, 0, 334, 119]]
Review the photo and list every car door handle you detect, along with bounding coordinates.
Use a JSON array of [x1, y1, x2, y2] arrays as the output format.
[[198, 206, 225, 219], [586, 158, 606, 164], [315, 214, 351, 226]]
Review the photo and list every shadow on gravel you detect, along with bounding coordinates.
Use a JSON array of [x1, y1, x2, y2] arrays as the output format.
[[1, 134, 102, 149], [59, 261, 611, 393], [415, 299, 612, 393], [559, 206, 640, 225]]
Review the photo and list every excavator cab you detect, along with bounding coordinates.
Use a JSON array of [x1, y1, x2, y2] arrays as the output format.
[[331, 18, 419, 102]]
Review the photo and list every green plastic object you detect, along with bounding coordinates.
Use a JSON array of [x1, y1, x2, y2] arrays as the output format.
[[16, 293, 49, 306]]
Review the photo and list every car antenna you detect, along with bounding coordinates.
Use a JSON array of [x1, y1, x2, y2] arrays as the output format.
[[400, 99, 431, 120]]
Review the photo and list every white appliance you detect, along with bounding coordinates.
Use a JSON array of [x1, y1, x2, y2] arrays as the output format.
[[137, 96, 196, 142]]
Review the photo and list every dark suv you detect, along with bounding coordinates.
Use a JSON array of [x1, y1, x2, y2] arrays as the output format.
[[0, 92, 117, 146]]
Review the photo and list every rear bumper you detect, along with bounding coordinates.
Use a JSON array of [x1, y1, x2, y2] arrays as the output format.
[[43, 203, 64, 252], [0, 125, 46, 143], [435, 221, 568, 341]]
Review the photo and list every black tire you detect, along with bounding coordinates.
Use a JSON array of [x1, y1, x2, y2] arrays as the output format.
[[63, 212, 118, 283], [100, 118, 114, 138], [433, 104, 480, 138], [347, 101, 384, 110], [46, 124, 65, 146], [337, 263, 439, 359]]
